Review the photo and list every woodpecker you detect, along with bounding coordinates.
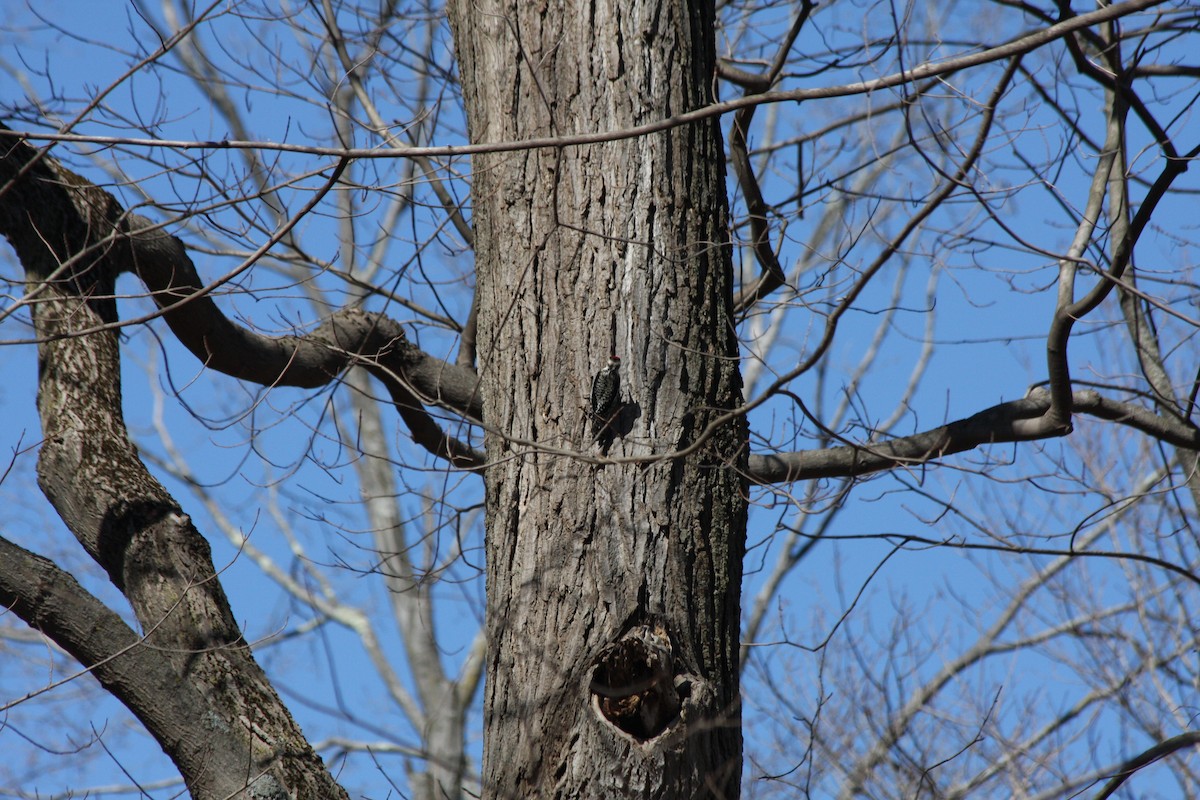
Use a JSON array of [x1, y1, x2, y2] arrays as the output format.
[[590, 355, 622, 432]]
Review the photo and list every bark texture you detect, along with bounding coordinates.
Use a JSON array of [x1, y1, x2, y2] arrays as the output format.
[[0, 143, 349, 799], [446, 1, 747, 797]]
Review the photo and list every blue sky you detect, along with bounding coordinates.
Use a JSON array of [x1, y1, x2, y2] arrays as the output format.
[[2, 1, 1199, 798]]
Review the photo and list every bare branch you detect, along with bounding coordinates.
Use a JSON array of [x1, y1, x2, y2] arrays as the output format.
[[1091, 731, 1200, 800], [0, 127, 485, 468], [747, 389, 1200, 484], [0, 535, 293, 799], [727, 0, 815, 314], [0, 0, 1169, 162]]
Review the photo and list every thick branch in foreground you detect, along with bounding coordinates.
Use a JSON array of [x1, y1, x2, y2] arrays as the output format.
[[128, 223, 484, 467], [1091, 731, 1200, 800], [1, 131, 350, 798], [0, 125, 483, 468], [747, 389, 1200, 484], [0, 535, 288, 799], [125, 217, 483, 417]]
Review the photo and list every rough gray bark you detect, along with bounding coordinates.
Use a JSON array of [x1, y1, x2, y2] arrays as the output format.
[[0, 536, 298, 798], [1, 1, 1196, 796], [446, 0, 746, 797], [0, 141, 349, 799]]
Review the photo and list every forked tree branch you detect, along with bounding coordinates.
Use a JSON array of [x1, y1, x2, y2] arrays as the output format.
[[727, 0, 815, 315], [0, 126, 485, 469], [746, 389, 1200, 484], [1, 124, 358, 798], [0, 535, 279, 799]]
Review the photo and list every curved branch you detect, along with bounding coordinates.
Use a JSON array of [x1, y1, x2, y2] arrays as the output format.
[[127, 218, 486, 468], [1044, 139, 1199, 431], [0, 126, 485, 468], [1042, 87, 1124, 429], [0, 535, 284, 799], [747, 389, 1200, 484], [0, 0, 1167, 162], [1091, 731, 1200, 800], [1, 127, 357, 797], [727, 0, 815, 314]]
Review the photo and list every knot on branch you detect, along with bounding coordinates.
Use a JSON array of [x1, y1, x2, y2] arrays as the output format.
[[97, 498, 177, 591], [312, 307, 409, 366], [589, 622, 682, 741]]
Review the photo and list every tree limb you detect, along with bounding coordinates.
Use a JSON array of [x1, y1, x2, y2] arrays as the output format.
[[747, 389, 1200, 484], [1091, 731, 1200, 800], [0, 125, 356, 796], [0, 0, 1168, 163], [727, 0, 815, 314], [0, 535, 288, 799], [0, 124, 484, 468]]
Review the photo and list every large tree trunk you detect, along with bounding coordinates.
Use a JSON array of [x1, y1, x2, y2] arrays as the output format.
[[446, 1, 747, 797]]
